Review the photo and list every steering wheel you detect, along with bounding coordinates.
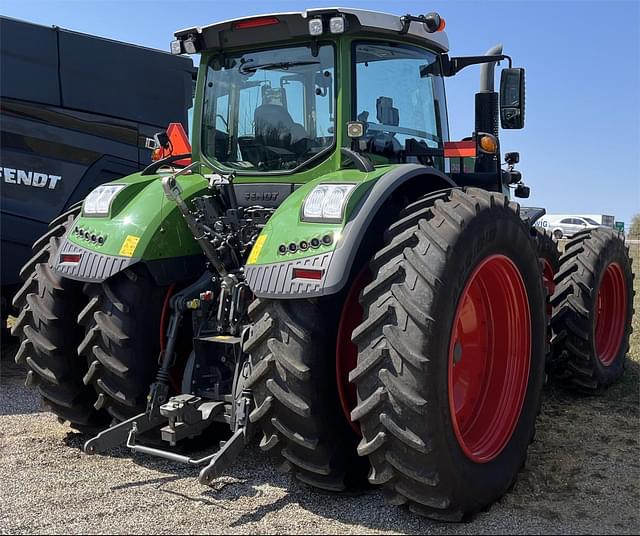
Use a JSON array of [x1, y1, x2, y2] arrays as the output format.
[[216, 114, 228, 130]]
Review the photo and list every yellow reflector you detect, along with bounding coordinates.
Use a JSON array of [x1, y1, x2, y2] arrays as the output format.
[[119, 235, 140, 257], [247, 234, 268, 265]]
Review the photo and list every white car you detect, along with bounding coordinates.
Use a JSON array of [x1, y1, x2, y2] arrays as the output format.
[[550, 216, 602, 239]]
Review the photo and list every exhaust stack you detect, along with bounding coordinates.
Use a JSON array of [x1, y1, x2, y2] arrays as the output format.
[[479, 43, 503, 93], [475, 44, 502, 172]]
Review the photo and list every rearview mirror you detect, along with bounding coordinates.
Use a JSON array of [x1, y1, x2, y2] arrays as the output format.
[[500, 68, 525, 129]]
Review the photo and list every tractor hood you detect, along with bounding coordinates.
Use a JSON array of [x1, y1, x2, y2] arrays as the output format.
[[173, 8, 449, 54]]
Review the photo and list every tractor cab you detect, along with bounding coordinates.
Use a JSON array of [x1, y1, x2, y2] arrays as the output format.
[[168, 8, 526, 199]]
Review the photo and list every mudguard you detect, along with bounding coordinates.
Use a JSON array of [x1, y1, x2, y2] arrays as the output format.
[[520, 206, 546, 227], [52, 170, 206, 285], [245, 164, 456, 299]]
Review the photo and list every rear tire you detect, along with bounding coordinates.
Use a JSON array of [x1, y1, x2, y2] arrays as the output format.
[[351, 188, 546, 520], [78, 267, 166, 421], [532, 227, 560, 291], [532, 227, 560, 358], [244, 298, 367, 492], [11, 208, 108, 431], [549, 228, 634, 392]]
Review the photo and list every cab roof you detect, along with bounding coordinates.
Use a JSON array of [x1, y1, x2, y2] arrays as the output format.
[[174, 7, 449, 54]]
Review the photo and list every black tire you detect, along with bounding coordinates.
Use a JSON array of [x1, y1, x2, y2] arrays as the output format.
[[78, 266, 166, 421], [532, 227, 560, 357], [549, 228, 634, 392], [532, 227, 560, 277], [350, 188, 546, 520], [11, 208, 108, 430], [244, 298, 367, 492], [553, 229, 563, 240]]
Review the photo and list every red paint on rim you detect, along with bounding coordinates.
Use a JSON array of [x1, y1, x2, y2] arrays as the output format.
[[336, 266, 370, 435], [541, 258, 556, 296], [595, 262, 627, 366], [541, 258, 556, 317], [448, 255, 531, 463]]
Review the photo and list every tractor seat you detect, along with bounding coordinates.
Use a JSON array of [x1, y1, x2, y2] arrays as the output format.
[[254, 104, 307, 148]]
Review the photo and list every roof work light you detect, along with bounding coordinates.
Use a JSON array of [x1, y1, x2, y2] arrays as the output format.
[[329, 15, 346, 34], [308, 18, 323, 36], [183, 36, 197, 54], [170, 39, 182, 55]]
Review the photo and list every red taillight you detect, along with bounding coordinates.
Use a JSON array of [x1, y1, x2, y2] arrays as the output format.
[[292, 268, 324, 280], [60, 253, 82, 264], [233, 17, 280, 30]]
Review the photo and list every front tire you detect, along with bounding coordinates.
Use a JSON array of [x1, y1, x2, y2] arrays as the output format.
[[351, 188, 546, 520]]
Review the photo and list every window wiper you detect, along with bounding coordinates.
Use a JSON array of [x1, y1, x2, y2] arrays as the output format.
[[239, 60, 319, 74]]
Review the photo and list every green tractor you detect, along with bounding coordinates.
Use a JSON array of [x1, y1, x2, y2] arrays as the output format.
[[12, 8, 634, 520]]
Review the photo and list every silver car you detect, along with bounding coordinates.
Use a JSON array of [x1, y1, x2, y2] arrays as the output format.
[[551, 216, 601, 239]]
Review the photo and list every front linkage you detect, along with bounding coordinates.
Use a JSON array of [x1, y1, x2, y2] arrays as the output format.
[[84, 162, 272, 483]]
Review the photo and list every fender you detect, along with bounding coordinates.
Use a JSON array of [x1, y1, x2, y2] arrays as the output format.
[[52, 170, 207, 285], [245, 164, 457, 299], [520, 206, 546, 227]]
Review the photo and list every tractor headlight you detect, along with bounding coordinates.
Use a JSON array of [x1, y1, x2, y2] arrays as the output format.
[[302, 184, 357, 222], [83, 184, 126, 215]]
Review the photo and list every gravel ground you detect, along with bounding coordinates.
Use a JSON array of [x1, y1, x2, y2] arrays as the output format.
[[1, 354, 638, 535], [1, 243, 638, 535]]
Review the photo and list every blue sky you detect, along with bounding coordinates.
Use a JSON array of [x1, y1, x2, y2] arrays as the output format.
[[2, 0, 639, 226]]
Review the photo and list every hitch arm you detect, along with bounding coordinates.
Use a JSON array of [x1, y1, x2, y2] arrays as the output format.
[[84, 411, 161, 455], [126, 423, 219, 466], [198, 427, 248, 484]]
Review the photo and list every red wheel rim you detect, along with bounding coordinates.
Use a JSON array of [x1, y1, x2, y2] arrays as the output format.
[[541, 258, 555, 317], [542, 258, 556, 296], [336, 267, 370, 435], [595, 263, 627, 366], [448, 255, 531, 463]]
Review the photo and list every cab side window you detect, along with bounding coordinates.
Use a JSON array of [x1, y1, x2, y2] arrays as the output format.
[[353, 41, 448, 167]]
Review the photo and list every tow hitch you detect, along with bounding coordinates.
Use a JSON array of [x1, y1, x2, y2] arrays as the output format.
[[84, 390, 253, 483], [83, 272, 255, 484]]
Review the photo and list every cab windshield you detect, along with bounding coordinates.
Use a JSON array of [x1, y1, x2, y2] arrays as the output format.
[[202, 44, 335, 173]]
